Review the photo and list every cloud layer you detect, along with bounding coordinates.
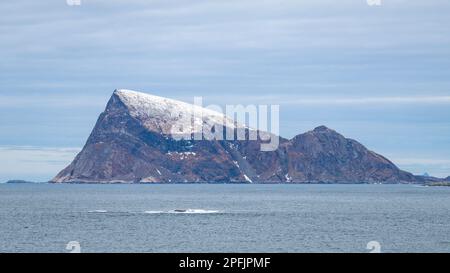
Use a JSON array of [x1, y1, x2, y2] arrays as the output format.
[[0, 146, 80, 182], [1, 0, 449, 179]]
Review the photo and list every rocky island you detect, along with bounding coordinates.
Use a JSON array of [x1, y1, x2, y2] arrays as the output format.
[[52, 89, 435, 184]]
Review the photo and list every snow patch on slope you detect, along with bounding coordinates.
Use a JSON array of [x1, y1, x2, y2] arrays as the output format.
[[114, 89, 237, 135], [243, 174, 253, 183]]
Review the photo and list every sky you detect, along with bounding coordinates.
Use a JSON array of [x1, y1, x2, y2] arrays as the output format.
[[1, 0, 450, 181]]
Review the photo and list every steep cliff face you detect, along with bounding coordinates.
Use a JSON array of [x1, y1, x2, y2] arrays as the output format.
[[52, 89, 419, 184], [52, 90, 249, 183]]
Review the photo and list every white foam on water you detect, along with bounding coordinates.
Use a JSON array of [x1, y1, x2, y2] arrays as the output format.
[[88, 209, 221, 214], [88, 210, 108, 213], [144, 209, 220, 214], [143, 210, 165, 214], [170, 209, 220, 214]]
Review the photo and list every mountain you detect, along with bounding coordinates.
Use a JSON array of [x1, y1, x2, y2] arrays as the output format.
[[52, 89, 420, 184]]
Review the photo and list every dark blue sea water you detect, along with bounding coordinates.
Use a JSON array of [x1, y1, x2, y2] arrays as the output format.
[[0, 184, 449, 253]]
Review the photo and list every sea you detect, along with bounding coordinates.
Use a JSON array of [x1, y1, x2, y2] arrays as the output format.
[[0, 183, 449, 253]]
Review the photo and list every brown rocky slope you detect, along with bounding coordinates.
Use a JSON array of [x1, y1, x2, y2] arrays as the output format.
[[51, 89, 422, 184]]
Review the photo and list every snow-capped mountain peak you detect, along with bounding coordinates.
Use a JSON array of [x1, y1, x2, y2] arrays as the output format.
[[114, 89, 236, 136]]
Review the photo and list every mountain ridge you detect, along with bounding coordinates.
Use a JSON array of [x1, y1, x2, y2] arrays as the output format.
[[51, 89, 429, 184]]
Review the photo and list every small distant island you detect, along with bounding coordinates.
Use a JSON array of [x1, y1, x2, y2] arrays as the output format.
[[5, 180, 35, 184], [428, 182, 450, 187]]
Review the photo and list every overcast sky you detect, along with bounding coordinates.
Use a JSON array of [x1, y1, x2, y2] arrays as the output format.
[[1, 0, 450, 181]]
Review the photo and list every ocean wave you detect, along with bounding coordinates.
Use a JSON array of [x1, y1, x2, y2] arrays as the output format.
[[87, 209, 221, 214], [143, 210, 164, 214], [144, 209, 220, 214]]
